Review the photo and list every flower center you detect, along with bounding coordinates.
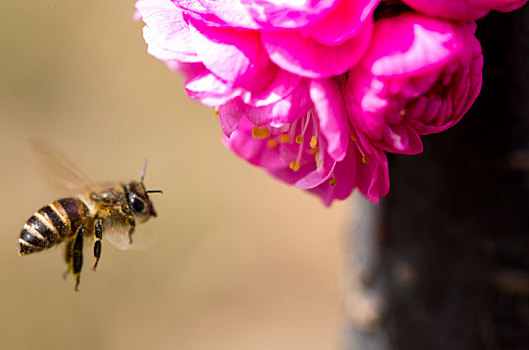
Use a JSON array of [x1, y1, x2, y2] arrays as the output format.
[[249, 116, 371, 189], [287, 110, 321, 172], [250, 110, 323, 173]]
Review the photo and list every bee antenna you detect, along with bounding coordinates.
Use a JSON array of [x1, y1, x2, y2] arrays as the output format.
[[141, 158, 148, 182], [146, 190, 163, 194]]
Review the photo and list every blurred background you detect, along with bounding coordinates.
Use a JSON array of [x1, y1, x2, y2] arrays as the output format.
[[0, 0, 351, 349]]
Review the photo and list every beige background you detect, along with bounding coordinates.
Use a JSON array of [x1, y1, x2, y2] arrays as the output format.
[[0, 0, 351, 349]]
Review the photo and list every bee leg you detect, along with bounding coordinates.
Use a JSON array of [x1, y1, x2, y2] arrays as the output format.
[[128, 226, 135, 245], [63, 239, 74, 279], [124, 209, 136, 244], [72, 225, 84, 291], [92, 217, 103, 271]]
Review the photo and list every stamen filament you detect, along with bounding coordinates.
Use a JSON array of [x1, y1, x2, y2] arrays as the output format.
[[349, 129, 369, 164], [311, 111, 319, 139], [301, 112, 311, 136], [294, 134, 305, 166]]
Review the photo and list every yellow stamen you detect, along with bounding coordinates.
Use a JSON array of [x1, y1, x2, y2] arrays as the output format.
[[289, 161, 301, 172], [309, 146, 319, 155], [295, 135, 304, 144], [350, 134, 359, 141], [329, 178, 337, 186], [278, 134, 290, 143], [310, 136, 318, 149], [214, 107, 219, 116], [252, 126, 271, 139], [267, 139, 278, 148], [362, 156, 369, 164], [399, 109, 406, 116]]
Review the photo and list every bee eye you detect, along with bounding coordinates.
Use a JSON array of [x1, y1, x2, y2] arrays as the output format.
[[130, 196, 145, 213]]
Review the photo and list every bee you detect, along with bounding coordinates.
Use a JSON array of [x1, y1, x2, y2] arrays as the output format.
[[18, 141, 162, 291]]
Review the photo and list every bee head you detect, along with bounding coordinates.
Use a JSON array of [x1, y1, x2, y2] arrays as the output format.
[[125, 159, 162, 223]]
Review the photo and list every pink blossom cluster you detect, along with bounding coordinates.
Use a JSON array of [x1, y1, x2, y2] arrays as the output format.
[[134, 0, 526, 205]]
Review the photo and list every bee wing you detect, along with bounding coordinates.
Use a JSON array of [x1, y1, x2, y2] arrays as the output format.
[[29, 138, 95, 192], [104, 226, 133, 250], [104, 226, 154, 251]]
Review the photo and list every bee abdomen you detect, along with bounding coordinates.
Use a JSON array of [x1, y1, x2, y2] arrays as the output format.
[[19, 198, 89, 255]]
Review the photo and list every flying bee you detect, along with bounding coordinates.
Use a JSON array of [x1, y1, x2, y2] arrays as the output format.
[[18, 141, 162, 291]]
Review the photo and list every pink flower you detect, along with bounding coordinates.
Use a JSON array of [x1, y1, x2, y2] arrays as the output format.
[[133, 1, 497, 205], [345, 13, 483, 155], [224, 78, 389, 205], [401, 0, 528, 20]]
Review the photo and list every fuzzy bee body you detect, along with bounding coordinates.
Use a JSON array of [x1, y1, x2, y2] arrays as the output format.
[[18, 141, 161, 291], [19, 198, 89, 255]]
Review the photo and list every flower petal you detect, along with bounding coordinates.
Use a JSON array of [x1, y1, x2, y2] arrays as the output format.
[[188, 18, 270, 84], [242, 0, 339, 29], [363, 15, 460, 77], [185, 71, 243, 106], [310, 78, 349, 161], [352, 142, 389, 204], [165, 61, 206, 81], [262, 19, 373, 78], [300, 0, 379, 45], [245, 80, 312, 126], [294, 158, 335, 189], [136, 0, 199, 62], [307, 155, 356, 206], [241, 68, 303, 107], [195, 0, 260, 28], [174, 0, 228, 26], [218, 98, 246, 136]]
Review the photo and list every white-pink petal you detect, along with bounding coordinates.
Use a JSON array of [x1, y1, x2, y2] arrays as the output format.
[[185, 71, 243, 106], [136, 0, 198, 61]]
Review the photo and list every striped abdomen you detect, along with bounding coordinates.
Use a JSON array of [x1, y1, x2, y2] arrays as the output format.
[[19, 198, 89, 255]]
